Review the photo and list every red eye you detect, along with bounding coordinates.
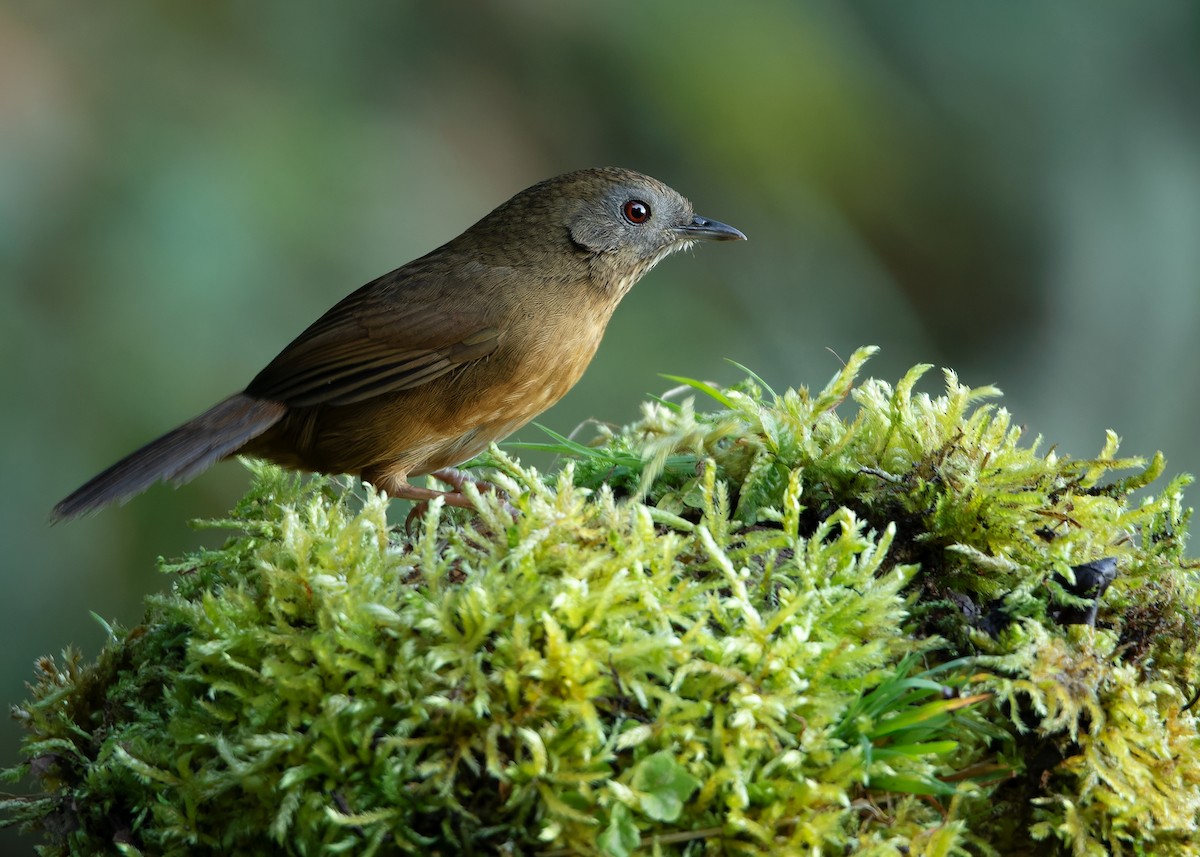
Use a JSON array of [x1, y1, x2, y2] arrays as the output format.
[[622, 199, 651, 224]]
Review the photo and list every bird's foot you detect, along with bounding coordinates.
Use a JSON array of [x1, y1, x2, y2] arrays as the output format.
[[371, 470, 511, 534], [427, 468, 498, 495]]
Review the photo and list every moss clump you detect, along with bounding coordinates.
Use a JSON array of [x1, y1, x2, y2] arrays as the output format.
[[6, 347, 1199, 855]]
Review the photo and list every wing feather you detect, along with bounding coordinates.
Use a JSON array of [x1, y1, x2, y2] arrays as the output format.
[[246, 266, 502, 406]]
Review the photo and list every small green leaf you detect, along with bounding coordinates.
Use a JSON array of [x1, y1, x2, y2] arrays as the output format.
[[867, 774, 959, 796], [598, 803, 639, 857], [630, 751, 700, 822], [659, 374, 736, 409], [724, 358, 777, 400], [873, 740, 959, 759], [869, 693, 991, 738]]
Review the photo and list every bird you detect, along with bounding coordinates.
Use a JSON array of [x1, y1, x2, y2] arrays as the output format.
[[52, 167, 746, 521]]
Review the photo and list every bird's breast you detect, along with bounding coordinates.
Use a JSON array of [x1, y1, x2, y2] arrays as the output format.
[[485, 303, 610, 424]]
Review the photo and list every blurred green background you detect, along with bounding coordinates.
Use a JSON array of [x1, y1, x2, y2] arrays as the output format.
[[4, 1, 1200, 850]]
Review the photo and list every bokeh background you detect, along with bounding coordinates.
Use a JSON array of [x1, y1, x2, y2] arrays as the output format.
[[4, 1, 1200, 850]]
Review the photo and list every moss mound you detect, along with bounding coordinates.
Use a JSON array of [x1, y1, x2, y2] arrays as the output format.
[[6, 348, 1199, 855]]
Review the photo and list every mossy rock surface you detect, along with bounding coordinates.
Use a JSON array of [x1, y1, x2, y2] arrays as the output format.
[[6, 348, 1199, 855]]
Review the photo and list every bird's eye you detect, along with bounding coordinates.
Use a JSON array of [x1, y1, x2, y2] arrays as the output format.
[[622, 199, 651, 225]]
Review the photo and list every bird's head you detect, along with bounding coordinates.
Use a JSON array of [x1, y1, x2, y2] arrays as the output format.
[[465, 167, 745, 296], [562, 168, 746, 295]]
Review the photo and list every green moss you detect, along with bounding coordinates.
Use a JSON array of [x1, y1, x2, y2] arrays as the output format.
[[6, 348, 1199, 855]]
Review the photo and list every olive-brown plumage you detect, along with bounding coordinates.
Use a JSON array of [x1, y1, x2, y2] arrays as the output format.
[[52, 167, 745, 521]]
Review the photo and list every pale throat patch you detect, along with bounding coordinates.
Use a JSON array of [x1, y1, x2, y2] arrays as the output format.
[[612, 239, 694, 299]]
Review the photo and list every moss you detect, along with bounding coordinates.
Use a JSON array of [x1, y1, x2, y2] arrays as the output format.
[[5, 347, 1199, 855]]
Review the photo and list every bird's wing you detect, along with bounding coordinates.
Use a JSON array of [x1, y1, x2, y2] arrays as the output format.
[[245, 269, 502, 407]]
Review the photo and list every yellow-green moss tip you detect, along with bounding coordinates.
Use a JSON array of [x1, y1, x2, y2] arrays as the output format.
[[5, 349, 1198, 855]]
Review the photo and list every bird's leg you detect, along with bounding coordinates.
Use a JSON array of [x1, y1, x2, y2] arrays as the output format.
[[428, 468, 515, 521], [368, 474, 473, 531], [372, 476, 478, 509], [427, 467, 498, 496], [367, 470, 506, 534]]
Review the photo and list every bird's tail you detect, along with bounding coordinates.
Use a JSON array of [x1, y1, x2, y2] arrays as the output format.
[[52, 393, 287, 522]]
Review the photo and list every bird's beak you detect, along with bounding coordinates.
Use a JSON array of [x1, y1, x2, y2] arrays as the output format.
[[676, 214, 747, 242]]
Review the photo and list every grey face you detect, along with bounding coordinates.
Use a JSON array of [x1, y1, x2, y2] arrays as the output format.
[[569, 175, 745, 262]]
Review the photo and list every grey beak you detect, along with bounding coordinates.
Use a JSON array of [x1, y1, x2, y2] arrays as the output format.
[[677, 214, 747, 242]]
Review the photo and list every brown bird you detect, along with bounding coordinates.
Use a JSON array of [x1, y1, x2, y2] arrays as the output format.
[[52, 167, 745, 521]]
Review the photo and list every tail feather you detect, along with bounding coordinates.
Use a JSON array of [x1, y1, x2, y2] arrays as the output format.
[[52, 394, 287, 522]]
